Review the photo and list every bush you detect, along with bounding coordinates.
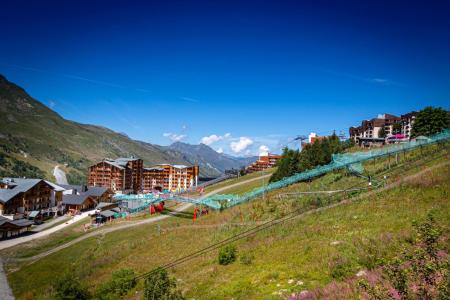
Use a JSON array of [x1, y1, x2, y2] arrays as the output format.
[[330, 256, 353, 280], [143, 268, 184, 300], [95, 268, 136, 299], [218, 245, 237, 265], [53, 273, 91, 300], [359, 213, 448, 299], [240, 252, 254, 265]]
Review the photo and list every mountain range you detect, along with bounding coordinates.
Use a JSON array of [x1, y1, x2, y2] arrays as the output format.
[[0, 74, 256, 183]]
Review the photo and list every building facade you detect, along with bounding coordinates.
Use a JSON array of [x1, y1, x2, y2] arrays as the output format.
[[349, 113, 404, 146], [400, 111, 417, 139], [245, 153, 281, 173], [88, 158, 143, 193], [0, 178, 54, 216], [143, 164, 199, 192]]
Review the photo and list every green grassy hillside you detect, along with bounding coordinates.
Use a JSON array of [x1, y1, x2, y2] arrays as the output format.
[[3, 143, 448, 299], [0, 74, 220, 182]]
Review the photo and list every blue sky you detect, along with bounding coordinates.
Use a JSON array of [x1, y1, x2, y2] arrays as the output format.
[[1, 0, 449, 156]]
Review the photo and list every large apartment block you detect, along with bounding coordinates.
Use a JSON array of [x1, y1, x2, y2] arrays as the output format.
[[143, 164, 199, 192], [245, 153, 281, 173], [349, 112, 418, 146], [88, 158, 143, 193], [88, 158, 199, 194], [400, 111, 417, 139]]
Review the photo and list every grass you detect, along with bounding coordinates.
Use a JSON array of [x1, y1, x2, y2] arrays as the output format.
[[3, 144, 449, 299], [200, 168, 276, 194]]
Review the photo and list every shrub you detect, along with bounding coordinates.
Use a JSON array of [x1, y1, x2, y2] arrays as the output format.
[[240, 252, 254, 265], [218, 245, 237, 265], [143, 267, 184, 300], [95, 268, 136, 299], [359, 213, 448, 299], [330, 256, 353, 280], [53, 273, 91, 300]]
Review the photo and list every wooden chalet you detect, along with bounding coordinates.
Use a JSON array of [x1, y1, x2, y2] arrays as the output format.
[[0, 178, 55, 216], [0, 216, 34, 239]]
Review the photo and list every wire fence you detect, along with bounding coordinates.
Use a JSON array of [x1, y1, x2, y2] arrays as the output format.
[[114, 130, 449, 211]]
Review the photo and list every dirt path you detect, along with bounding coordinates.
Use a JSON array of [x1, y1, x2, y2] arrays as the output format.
[[0, 173, 271, 254], [0, 210, 95, 251], [4, 173, 273, 265], [11, 160, 449, 267]]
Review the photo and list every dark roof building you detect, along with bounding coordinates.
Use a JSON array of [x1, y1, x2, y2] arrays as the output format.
[[0, 178, 56, 216], [0, 215, 34, 239], [62, 194, 96, 211]]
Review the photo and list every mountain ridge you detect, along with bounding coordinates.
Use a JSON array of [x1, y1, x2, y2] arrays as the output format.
[[0, 74, 255, 183], [166, 141, 257, 175]]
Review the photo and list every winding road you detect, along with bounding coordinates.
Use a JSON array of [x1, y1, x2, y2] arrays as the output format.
[[0, 173, 272, 252], [10, 160, 450, 267]]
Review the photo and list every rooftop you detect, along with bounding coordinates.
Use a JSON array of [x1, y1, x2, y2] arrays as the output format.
[[0, 178, 57, 204]]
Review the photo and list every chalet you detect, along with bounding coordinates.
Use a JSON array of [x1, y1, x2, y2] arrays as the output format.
[[61, 185, 113, 203], [0, 178, 56, 216], [0, 215, 33, 239], [62, 194, 96, 211], [88, 157, 143, 193]]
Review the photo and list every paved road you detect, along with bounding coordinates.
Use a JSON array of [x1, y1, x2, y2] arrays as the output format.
[[5, 173, 273, 264], [0, 210, 94, 251], [0, 258, 14, 300], [32, 215, 71, 232], [13, 159, 450, 266]]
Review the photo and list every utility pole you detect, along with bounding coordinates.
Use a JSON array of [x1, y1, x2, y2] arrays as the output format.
[[262, 168, 265, 201]]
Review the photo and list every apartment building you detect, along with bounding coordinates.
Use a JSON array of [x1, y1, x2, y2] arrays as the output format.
[[349, 113, 402, 146], [400, 111, 417, 139], [142, 164, 199, 192], [88, 157, 143, 193], [245, 153, 281, 173]]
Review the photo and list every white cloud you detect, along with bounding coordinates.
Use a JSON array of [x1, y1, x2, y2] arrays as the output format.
[[372, 78, 388, 84], [216, 147, 223, 154], [200, 133, 231, 145], [163, 132, 187, 142], [48, 100, 56, 109], [230, 137, 254, 153], [259, 145, 269, 156]]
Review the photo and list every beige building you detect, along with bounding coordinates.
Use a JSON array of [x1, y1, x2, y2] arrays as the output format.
[[142, 164, 199, 192]]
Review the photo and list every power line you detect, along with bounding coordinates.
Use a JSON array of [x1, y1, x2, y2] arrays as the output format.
[[134, 146, 448, 281]]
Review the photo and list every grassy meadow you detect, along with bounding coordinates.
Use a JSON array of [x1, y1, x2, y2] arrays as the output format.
[[2, 143, 449, 299]]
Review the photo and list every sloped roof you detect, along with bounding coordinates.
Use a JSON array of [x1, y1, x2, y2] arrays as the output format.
[[144, 167, 165, 171], [96, 202, 118, 210], [0, 216, 33, 228], [60, 185, 109, 197], [0, 178, 51, 203], [103, 160, 125, 170], [44, 181, 66, 192], [173, 165, 188, 169], [62, 194, 92, 205], [100, 210, 115, 218], [28, 211, 40, 218]]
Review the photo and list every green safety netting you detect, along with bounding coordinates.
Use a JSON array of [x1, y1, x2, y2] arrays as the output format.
[[115, 130, 449, 211]]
